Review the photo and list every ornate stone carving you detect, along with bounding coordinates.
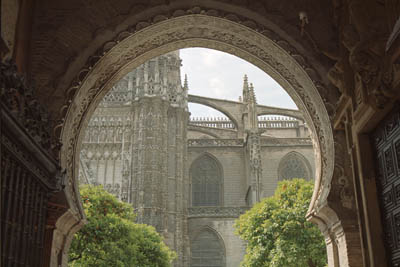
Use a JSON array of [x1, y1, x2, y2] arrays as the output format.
[[0, 60, 60, 157], [328, 0, 399, 111], [335, 165, 354, 210]]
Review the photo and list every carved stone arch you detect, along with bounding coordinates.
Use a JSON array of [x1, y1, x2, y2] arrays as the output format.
[[189, 152, 224, 207], [55, 12, 359, 267], [277, 151, 313, 181], [190, 225, 226, 267], [60, 14, 334, 215]]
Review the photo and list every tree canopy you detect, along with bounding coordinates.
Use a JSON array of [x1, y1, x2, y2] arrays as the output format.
[[235, 179, 327, 267], [69, 185, 176, 267]]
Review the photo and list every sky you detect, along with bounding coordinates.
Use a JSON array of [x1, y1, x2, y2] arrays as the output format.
[[179, 48, 297, 118]]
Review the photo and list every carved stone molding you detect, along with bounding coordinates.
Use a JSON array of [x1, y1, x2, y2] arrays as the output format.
[[260, 137, 313, 146], [188, 138, 244, 147], [59, 12, 335, 228], [188, 207, 249, 218]]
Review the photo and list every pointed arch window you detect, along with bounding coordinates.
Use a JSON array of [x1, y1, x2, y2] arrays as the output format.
[[278, 152, 312, 181], [190, 228, 225, 267], [191, 154, 222, 206]]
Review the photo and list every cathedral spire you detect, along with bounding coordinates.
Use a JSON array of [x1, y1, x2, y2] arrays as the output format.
[[184, 74, 189, 90], [242, 75, 249, 102], [183, 74, 189, 110], [242, 80, 258, 133], [249, 83, 257, 104]]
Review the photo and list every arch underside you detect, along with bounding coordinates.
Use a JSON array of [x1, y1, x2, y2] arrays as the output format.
[[59, 14, 340, 262]]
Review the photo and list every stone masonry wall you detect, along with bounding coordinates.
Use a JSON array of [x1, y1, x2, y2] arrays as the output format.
[[188, 218, 247, 267]]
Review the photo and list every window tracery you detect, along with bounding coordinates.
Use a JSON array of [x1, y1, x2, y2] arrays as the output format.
[[278, 152, 311, 180], [191, 155, 222, 206]]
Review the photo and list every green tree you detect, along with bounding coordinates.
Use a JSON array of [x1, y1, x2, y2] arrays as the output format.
[[235, 179, 327, 267], [69, 185, 176, 267]]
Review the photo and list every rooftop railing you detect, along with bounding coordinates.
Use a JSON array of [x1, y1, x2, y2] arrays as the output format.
[[189, 117, 235, 129]]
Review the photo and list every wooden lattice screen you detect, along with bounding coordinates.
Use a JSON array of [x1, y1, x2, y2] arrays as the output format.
[[372, 105, 400, 266], [1, 61, 65, 267]]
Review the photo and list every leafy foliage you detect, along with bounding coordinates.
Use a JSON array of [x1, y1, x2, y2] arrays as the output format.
[[69, 185, 176, 267], [235, 179, 327, 267]]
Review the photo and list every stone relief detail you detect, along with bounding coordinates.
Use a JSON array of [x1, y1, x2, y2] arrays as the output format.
[[328, 130, 356, 211], [328, 0, 399, 112], [336, 165, 354, 210], [0, 60, 60, 157], [61, 10, 334, 225]]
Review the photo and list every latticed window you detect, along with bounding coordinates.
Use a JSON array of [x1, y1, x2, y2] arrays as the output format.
[[191, 155, 222, 206], [190, 229, 225, 267], [278, 152, 311, 180]]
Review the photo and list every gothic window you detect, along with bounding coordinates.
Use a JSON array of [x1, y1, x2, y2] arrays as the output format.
[[190, 229, 225, 267], [191, 154, 222, 206], [278, 152, 312, 181]]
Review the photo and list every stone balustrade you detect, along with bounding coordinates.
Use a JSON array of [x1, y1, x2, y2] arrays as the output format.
[[189, 116, 302, 129], [258, 120, 299, 128], [189, 117, 235, 129]]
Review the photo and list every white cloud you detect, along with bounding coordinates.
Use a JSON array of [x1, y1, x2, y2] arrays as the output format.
[[201, 49, 224, 67], [208, 77, 226, 98], [180, 48, 297, 117]]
